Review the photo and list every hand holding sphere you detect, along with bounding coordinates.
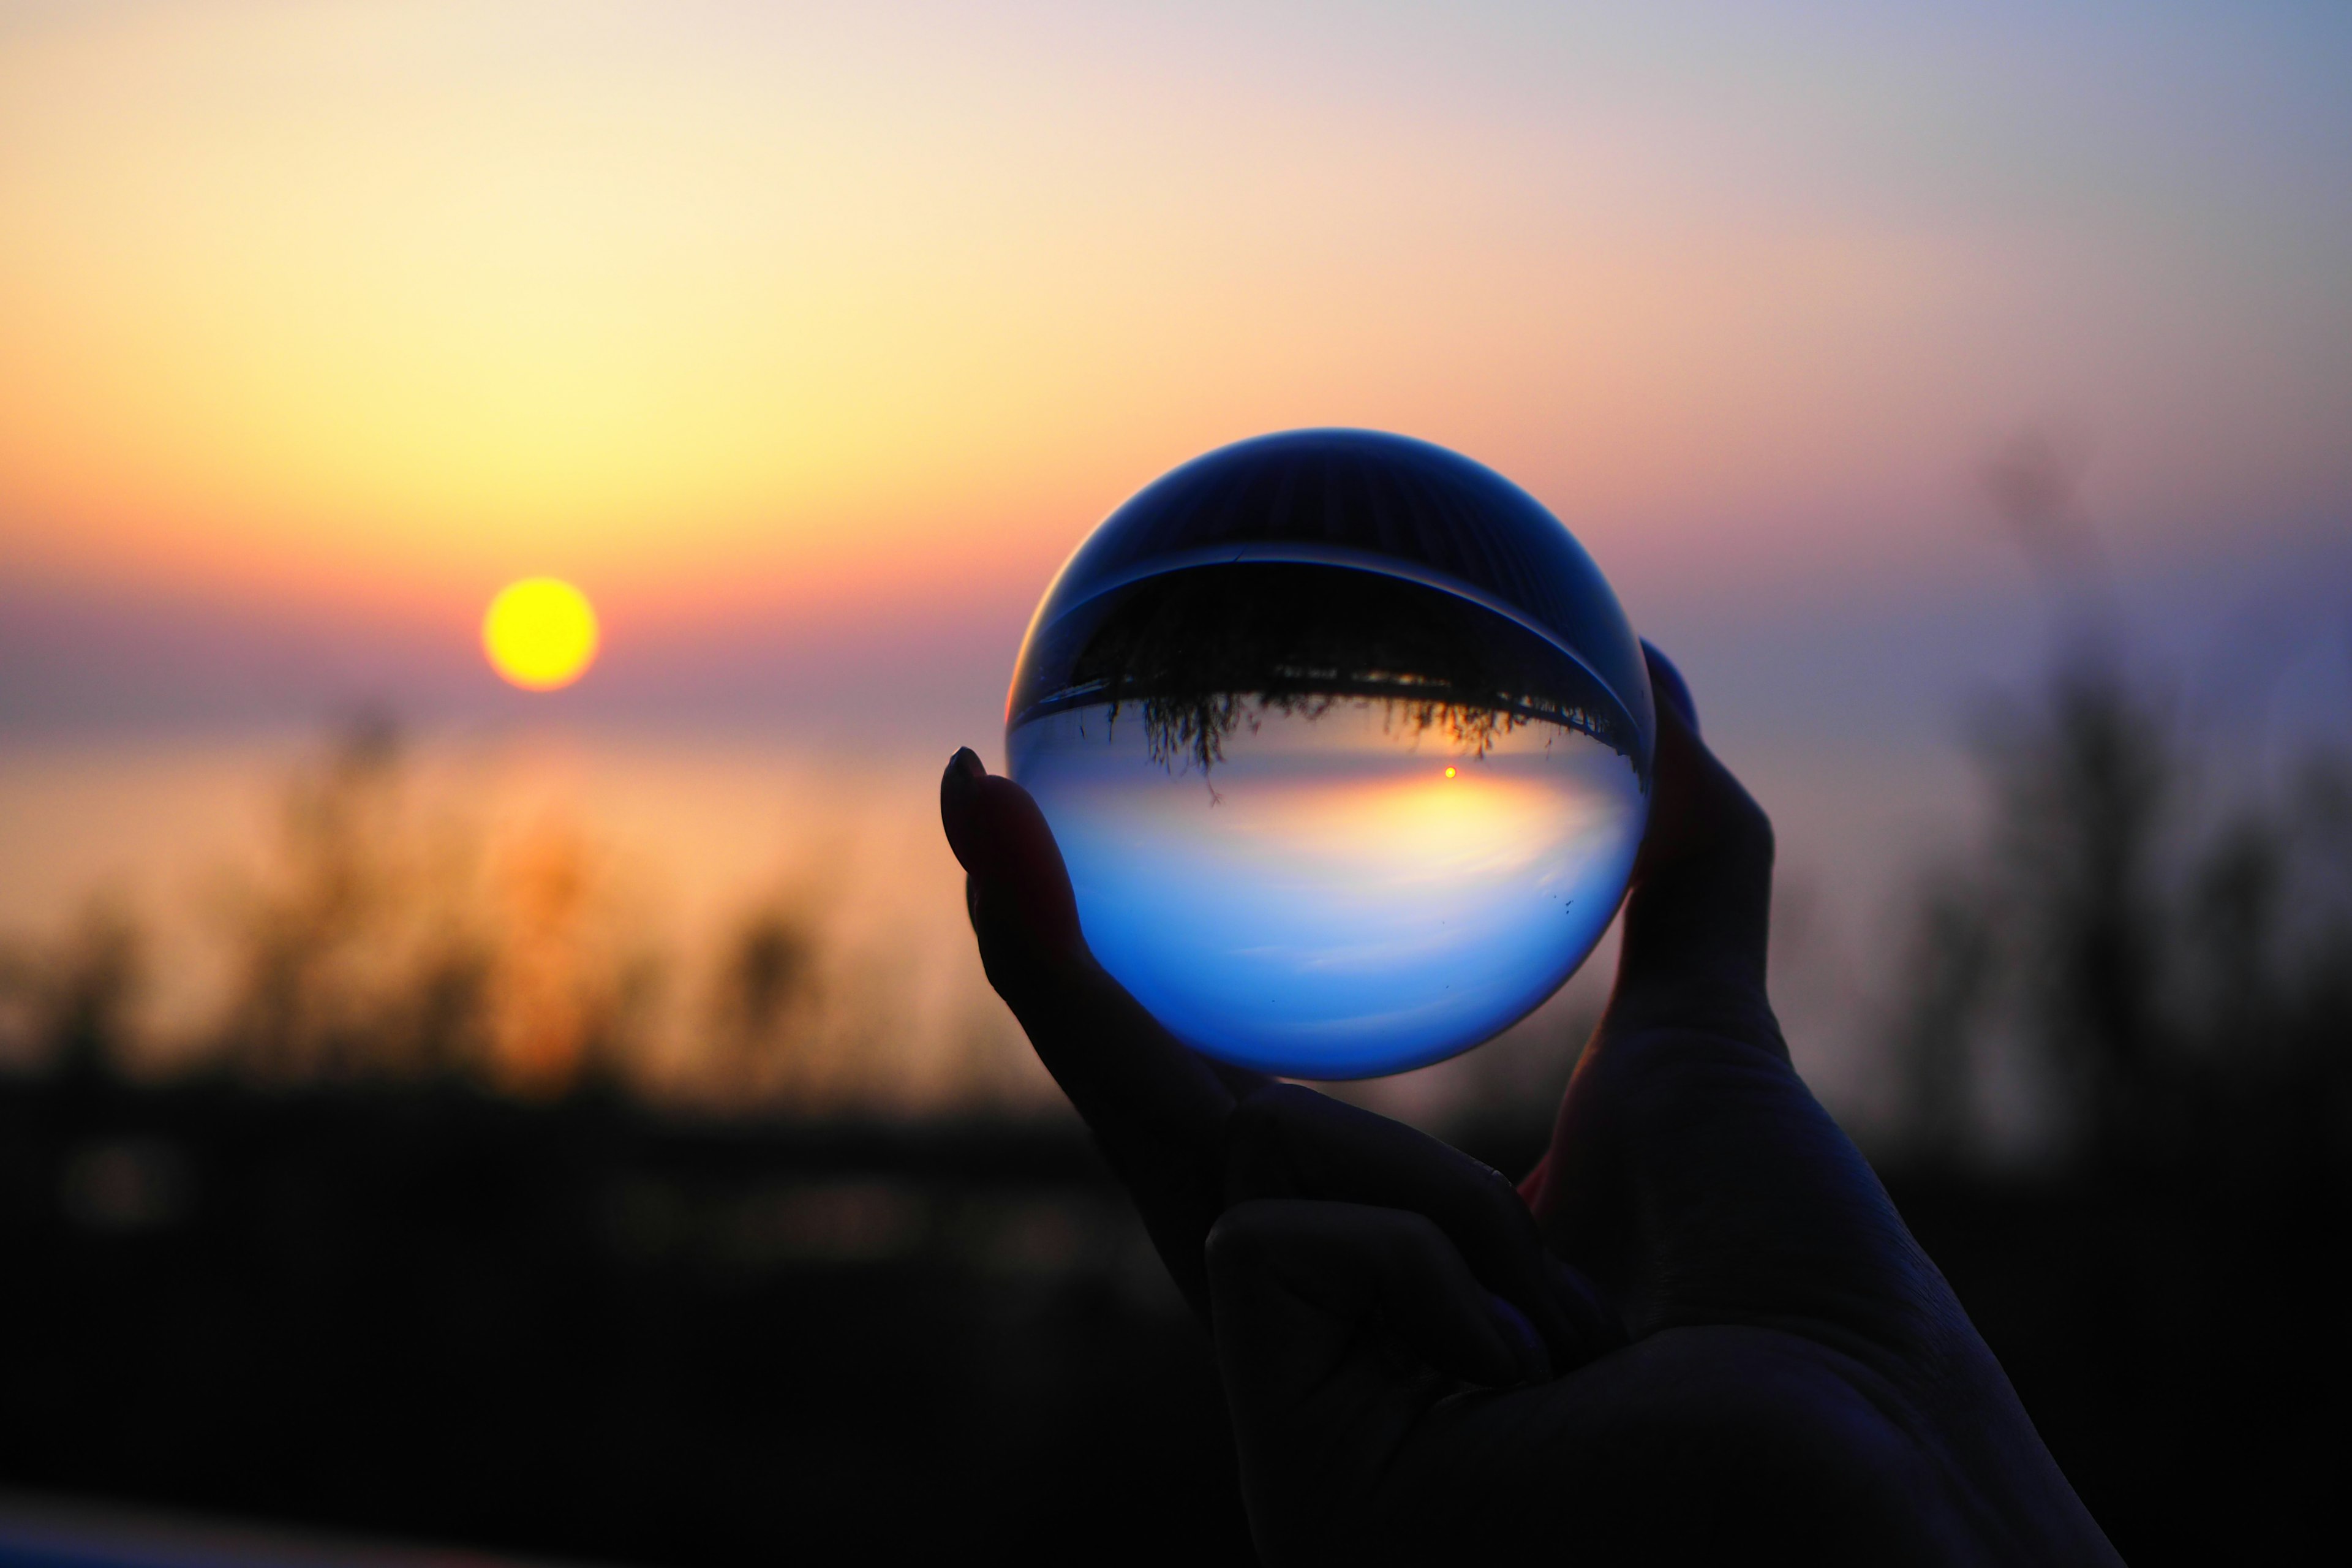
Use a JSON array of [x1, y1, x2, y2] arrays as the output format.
[[942, 433, 2119, 1565]]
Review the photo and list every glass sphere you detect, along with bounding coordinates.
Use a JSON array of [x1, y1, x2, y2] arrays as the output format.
[[1006, 429, 1654, 1078]]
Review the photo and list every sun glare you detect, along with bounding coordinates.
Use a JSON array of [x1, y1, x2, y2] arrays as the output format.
[[483, 578, 598, 691]]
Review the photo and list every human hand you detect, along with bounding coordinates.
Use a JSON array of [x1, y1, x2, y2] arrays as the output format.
[[941, 647, 2119, 1566]]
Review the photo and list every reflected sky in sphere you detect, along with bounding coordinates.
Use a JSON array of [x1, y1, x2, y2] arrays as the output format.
[[1012, 696, 1645, 1077], [1005, 429, 1654, 1078]]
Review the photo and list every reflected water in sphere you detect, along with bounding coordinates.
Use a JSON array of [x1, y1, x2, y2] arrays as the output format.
[[1006, 430, 1654, 1078]]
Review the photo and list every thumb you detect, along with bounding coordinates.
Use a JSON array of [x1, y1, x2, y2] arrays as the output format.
[[1610, 643, 1776, 1029], [1523, 645, 1789, 1291]]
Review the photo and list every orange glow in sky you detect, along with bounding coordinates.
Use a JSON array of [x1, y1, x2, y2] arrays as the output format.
[[1, 1, 2346, 667]]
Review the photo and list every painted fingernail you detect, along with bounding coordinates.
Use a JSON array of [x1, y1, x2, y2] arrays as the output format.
[[940, 747, 982, 866]]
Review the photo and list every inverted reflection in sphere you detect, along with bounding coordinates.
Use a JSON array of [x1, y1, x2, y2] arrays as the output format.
[[1006, 430, 1655, 1079]]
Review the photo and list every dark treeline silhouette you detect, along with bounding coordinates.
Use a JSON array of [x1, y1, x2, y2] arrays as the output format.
[[1, 643, 2346, 1563], [1001, 429, 1656, 783]]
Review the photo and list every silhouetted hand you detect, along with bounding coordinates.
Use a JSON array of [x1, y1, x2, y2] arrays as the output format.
[[940, 647, 2120, 1566]]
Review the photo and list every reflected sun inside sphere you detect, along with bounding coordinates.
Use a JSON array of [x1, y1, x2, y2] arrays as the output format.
[[483, 578, 599, 691]]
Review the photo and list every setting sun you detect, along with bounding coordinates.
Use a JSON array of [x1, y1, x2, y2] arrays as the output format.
[[483, 578, 598, 691]]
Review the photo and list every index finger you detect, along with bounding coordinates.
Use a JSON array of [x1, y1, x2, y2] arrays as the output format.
[[941, 746, 1264, 1310]]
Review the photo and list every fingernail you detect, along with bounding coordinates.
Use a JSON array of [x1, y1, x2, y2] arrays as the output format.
[[1640, 639, 1699, 737], [940, 747, 982, 868]]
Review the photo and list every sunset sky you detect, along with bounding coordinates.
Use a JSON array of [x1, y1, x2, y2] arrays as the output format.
[[3, 0, 2348, 747]]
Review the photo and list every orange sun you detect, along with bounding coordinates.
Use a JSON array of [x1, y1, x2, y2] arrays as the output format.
[[483, 578, 599, 691]]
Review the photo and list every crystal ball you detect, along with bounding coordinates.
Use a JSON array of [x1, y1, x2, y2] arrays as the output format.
[[1006, 429, 1654, 1078]]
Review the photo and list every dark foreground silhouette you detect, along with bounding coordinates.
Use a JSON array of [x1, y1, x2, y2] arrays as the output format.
[[0, 1075, 1251, 1564], [1, 1060, 2343, 1562]]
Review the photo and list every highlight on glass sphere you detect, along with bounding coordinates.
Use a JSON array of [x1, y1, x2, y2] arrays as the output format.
[[1005, 429, 1656, 1079]]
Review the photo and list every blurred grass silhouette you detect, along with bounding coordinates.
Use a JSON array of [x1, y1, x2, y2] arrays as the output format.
[[0, 719, 987, 1114]]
